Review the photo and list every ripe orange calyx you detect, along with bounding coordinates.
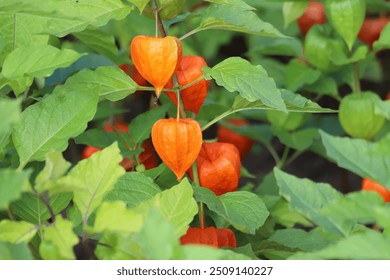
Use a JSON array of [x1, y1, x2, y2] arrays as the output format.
[[165, 55, 210, 114], [130, 35, 182, 97], [151, 118, 202, 180], [180, 227, 237, 248], [362, 178, 390, 203]]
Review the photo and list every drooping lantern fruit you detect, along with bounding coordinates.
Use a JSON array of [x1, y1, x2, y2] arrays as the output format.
[[338, 92, 385, 140], [130, 35, 182, 97], [362, 178, 390, 203], [151, 118, 202, 180], [119, 64, 148, 86], [217, 119, 253, 159], [164, 55, 210, 115], [297, 2, 326, 36], [180, 227, 236, 248], [189, 142, 241, 195], [358, 17, 389, 48], [82, 122, 157, 171]]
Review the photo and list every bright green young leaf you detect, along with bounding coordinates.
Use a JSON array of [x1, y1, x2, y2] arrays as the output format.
[[6, 76, 34, 96], [285, 59, 321, 92], [203, 57, 287, 111], [193, 187, 269, 234], [194, 4, 284, 38], [40, 216, 78, 260], [0, 242, 33, 260], [182, 245, 251, 260], [93, 201, 143, 234], [273, 128, 319, 151], [274, 168, 349, 235], [206, 0, 255, 11], [2, 45, 84, 80], [0, 220, 37, 243], [0, 98, 20, 139], [325, 0, 366, 50], [126, 0, 150, 13], [269, 199, 312, 228], [12, 88, 98, 167], [135, 178, 198, 237], [10, 193, 73, 224], [320, 131, 390, 189], [269, 228, 332, 252], [73, 27, 118, 62], [62, 143, 125, 226], [0, 169, 31, 210], [283, 1, 308, 28], [374, 23, 390, 52], [35, 151, 71, 193], [105, 172, 160, 208], [129, 103, 171, 145], [330, 45, 368, 65], [290, 230, 390, 260], [134, 207, 183, 260], [95, 232, 140, 260]]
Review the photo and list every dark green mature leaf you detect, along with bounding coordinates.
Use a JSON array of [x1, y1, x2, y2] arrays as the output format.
[[196, 4, 284, 37], [203, 57, 287, 111], [248, 36, 303, 57], [73, 27, 119, 62], [325, 0, 366, 50], [0, 242, 33, 260], [12, 88, 98, 167], [0, 169, 31, 210], [285, 59, 321, 92], [129, 103, 171, 145], [0, 220, 38, 243], [194, 187, 269, 234], [320, 131, 390, 189], [39, 216, 78, 260], [10, 193, 73, 224], [2, 45, 84, 80], [74, 129, 118, 148], [105, 172, 161, 208], [374, 23, 390, 52], [274, 169, 349, 235], [290, 231, 390, 260]]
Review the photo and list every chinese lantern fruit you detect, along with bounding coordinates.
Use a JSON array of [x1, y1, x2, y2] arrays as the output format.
[[165, 56, 210, 115], [338, 92, 385, 140], [119, 64, 148, 86], [217, 119, 253, 158], [151, 118, 202, 180], [358, 17, 389, 47], [130, 35, 182, 97], [180, 227, 236, 248], [82, 122, 157, 171], [190, 142, 241, 196], [297, 2, 326, 36], [362, 178, 390, 203]]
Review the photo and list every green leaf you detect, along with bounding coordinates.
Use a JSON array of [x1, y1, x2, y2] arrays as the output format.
[[73, 27, 118, 62], [134, 207, 182, 260], [10, 193, 73, 224], [274, 168, 348, 235], [303, 75, 339, 98], [0, 169, 31, 210], [273, 128, 319, 151], [248, 36, 303, 57], [40, 216, 78, 260], [290, 231, 390, 260], [374, 23, 390, 52], [285, 59, 321, 92], [6, 76, 34, 96], [325, 0, 366, 50], [61, 142, 125, 225], [74, 129, 118, 148], [58, 66, 137, 102], [126, 0, 150, 13], [196, 4, 284, 37], [93, 201, 143, 234], [12, 87, 98, 167], [204, 57, 287, 111], [206, 0, 256, 11], [129, 103, 171, 145], [135, 178, 198, 237], [283, 1, 308, 28], [35, 151, 71, 193], [320, 131, 390, 189], [0, 98, 20, 139], [182, 245, 251, 260], [0, 242, 33, 260], [0, 220, 37, 243], [2, 45, 84, 80], [193, 187, 269, 234], [105, 172, 160, 208]]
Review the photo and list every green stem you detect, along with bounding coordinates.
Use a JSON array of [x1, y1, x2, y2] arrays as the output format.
[[352, 62, 361, 94], [201, 110, 232, 131], [180, 75, 205, 91], [179, 28, 202, 41], [284, 150, 304, 166], [191, 162, 205, 228], [276, 147, 290, 169], [264, 143, 280, 164]]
